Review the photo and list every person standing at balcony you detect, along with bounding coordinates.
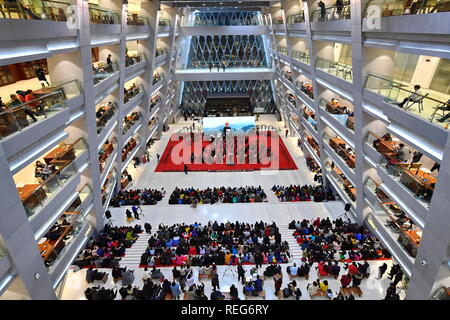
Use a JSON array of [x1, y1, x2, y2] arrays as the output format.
[[318, 1, 326, 21], [35, 66, 50, 87], [336, 0, 344, 17], [209, 63, 213, 72], [13, 92, 37, 122], [396, 84, 423, 108]]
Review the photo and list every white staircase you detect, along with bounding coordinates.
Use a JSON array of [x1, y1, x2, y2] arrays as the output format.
[[119, 233, 154, 268], [278, 225, 303, 262]]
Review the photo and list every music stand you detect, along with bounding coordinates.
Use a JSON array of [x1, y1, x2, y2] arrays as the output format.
[[337, 203, 352, 223]]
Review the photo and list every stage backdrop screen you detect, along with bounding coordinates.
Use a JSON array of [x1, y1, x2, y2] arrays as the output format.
[[203, 116, 255, 134]]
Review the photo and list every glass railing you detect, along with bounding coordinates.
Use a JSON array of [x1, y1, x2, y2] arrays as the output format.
[[158, 17, 170, 27], [277, 45, 289, 56], [19, 159, 80, 218], [77, 184, 92, 204], [292, 50, 310, 65], [127, 13, 147, 25], [96, 102, 118, 134], [102, 169, 117, 206], [379, 153, 435, 208], [121, 138, 138, 162], [311, 3, 351, 22], [365, 0, 450, 18], [125, 54, 145, 67], [0, 0, 71, 21], [99, 138, 117, 173], [124, 84, 143, 103], [155, 48, 167, 58], [319, 98, 354, 131], [296, 81, 314, 100], [326, 161, 356, 204], [315, 57, 353, 82], [54, 79, 81, 100], [122, 111, 141, 135], [93, 61, 118, 85], [0, 89, 67, 139], [365, 74, 450, 129], [324, 132, 356, 170], [286, 12, 305, 23], [88, 5, 120, 24]]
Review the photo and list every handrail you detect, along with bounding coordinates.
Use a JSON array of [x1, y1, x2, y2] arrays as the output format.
[[365, 73, 450, 127], [88, 4, 120, 24], [125, 54, 145, 67], [286, 12, 305, 23], [0, 89, 67, 139], [364, 0, 450, 18], [0, 0, 71, 22], [127, 13, 148, 25], [311, 3, 351, 22], [316, 57, 353, 81]]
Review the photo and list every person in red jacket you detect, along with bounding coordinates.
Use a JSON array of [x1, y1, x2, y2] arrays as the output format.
[[348, 262, 358, 275], [340, 273, 352, 288]]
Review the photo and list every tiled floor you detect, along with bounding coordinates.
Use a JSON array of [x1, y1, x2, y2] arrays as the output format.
[[59, 115, 404, 300]]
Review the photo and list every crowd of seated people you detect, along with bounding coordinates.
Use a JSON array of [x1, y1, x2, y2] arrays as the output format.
[[73, 224, 142, 269], [125, 54, 142, 67], [84, 286, 118, 300], [289, 217, 391, 263], [299, 81, 314, 99], [139, 221, 290, 267], [124, 83, 140, 103], [271, 185, 335, 202], [34, 160, 56, 181], [109, 188, 166, 206], [95, 101, 116, 133], [169, 186, 267, 205], [152, 72, 162, 85], [122, 111, 141, 134]]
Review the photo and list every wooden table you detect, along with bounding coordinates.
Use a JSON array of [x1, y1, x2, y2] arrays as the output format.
[[18, 184, 47, 210], [330, 137, 346, 151], [306, 136, 320, 157], [44, 145, 76, 165], [400, 169, 437, 195]]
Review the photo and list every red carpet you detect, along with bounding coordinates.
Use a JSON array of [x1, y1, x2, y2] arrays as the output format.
[[155, 132, 298, 172]]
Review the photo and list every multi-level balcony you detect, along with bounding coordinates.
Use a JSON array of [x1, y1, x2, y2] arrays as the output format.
[[0, 85, 74, 141], [319, 98, 354, 132], [325, 160, 356, 207], [88, 5, 120, 24], [286, 12, 305, 24], [302, 106, 318, 132], [310, 2, 351, 22], [122, 111, 142, 140], [99, 137, 117, 174], [323, 130, 355, 173], [36, 186, 93, 271], [15, 138, 88, 219], [365, 131, 439, 211], [126, 14, 148, 26], [364, 177, 420, 275], [96, 101, 118, 135], [101, 168, 118, 210], [0, 0, 73, 21], [291, 50, 310, 66], [93, 61, 119, 86], [365, 74, 450, 130], [121, 136, 139, 163], [315, 57, 353, 83]]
